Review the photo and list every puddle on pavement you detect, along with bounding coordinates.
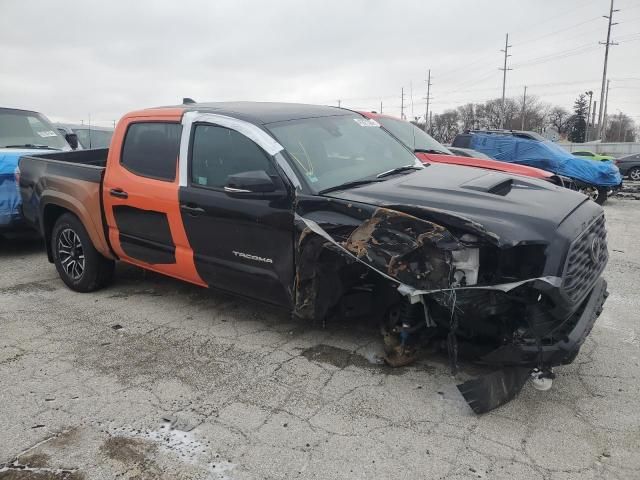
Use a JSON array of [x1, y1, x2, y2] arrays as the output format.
[[301, 344, 433, 375]]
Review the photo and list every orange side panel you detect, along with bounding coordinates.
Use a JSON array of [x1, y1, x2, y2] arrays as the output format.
[[103, 109, 206, 287]]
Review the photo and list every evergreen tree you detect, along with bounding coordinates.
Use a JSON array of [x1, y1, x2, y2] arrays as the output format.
[[567, 94, 588, 142]]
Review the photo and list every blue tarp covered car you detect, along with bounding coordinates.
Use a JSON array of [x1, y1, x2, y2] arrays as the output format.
[[0, 108, 72, 231], [452, 130, 622, 204]]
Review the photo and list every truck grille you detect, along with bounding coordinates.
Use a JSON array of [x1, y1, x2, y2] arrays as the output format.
[[561, 214, 608, 304]]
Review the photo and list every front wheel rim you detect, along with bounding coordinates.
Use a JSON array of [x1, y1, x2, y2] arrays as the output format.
[[58, 228, 85, 280], [581, 187, 599, 202]]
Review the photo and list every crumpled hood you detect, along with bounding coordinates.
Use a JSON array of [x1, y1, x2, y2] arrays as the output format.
[[325, 164, 590, 245]]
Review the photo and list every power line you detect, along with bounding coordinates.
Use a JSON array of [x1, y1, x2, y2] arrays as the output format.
[[511, 42, 601, 68], [513, 16, 602, 47], [514, 0, 600, 41]]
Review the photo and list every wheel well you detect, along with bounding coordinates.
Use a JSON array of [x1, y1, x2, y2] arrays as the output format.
[[43, 205, 74, 262]]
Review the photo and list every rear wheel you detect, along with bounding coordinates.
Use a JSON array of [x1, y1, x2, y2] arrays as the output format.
[[629, 167, 640, 181], [51, 213, 114, 292]]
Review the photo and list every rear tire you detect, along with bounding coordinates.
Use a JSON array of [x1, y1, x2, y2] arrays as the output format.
[[51, 213, 114, 292], [629, 167, 640, 181]]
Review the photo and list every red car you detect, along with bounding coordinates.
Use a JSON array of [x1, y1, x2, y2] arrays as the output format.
[[359, 111, 556, 181]]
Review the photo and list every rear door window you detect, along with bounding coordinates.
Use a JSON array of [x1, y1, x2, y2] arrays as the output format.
[[121, 122, 182, 181]]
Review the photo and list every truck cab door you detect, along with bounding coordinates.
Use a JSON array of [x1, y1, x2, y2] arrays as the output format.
[[178, 122, 295, 307], [102, 112, 205, 287]]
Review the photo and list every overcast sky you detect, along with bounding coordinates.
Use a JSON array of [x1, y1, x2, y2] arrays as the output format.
[[1, 0, 639, 127]]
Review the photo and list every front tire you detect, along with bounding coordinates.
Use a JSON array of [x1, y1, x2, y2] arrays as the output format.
[[628, 167, 640, 181], [580, 186, 607, 205], [51, 213, 114, 292]]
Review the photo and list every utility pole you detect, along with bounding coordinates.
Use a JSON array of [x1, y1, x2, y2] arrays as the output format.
[[592, 101, 597, 132], [429, 111, 433, 135], [424, 69, 432, 132], [337, 100, 341, 108], [602, 79, 611, 140], [499, 33, 512, 129], [585, 90, 593, 141], [410, 81, 414, 120], [597, 0, 619, 139], [521, 85, 527, 130], [400, 87, 406, 120], [380, 101, 383, 114]]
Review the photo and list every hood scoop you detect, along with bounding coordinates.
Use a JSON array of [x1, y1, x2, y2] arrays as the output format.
[[460, 173, 514, 196]]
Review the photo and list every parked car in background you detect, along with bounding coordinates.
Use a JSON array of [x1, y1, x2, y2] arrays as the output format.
[[615, 153, 640, 181], [452, 130, 623, 205], [448, 146, 494, 160], [19, 101, 610, 413], [358, 111, 561, 183], [56, 123, 114, 149], [572, 150, 615, 162], [1, 107, 72, 232]]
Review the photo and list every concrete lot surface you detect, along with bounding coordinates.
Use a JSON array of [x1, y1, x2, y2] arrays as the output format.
[[1, 198, 639, 480]]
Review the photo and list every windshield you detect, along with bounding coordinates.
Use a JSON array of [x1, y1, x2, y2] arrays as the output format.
[[75, 128, 113, 149], [0, 109, 69, 150], [268, 115, 421, 193], [376, 116, 452, 155]]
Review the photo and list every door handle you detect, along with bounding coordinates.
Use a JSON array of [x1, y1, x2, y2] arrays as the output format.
[[109, 188, 128, 199], [180, 204, 205, 216]]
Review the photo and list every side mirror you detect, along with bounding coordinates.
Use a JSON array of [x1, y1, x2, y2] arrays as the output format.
[[224, 170, 280, 195], [65, 133, 79, 150]]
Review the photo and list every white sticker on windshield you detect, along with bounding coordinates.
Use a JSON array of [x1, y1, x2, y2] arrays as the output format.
[[353, 118, 380, 127], [37, 130, 57, 138]]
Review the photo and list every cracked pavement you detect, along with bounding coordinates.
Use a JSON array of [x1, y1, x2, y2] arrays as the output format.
[[1, 198, 639, 479]]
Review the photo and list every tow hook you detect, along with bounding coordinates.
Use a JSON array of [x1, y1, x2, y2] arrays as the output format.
[[530, 367, 556, 391]]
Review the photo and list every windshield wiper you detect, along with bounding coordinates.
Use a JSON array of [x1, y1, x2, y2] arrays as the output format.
[[319, 178, 384, 194], [3, 144, 61, 150], [414, 148, 450, 155], [376, 164, 422, 178]]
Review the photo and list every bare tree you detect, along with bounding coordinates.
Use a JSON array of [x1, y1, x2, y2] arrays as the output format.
[[548, 107, 571, 135], [510, 95, 549, 132], [605, 113, 636, 142], [457, 103, 479, 130], [430, 110, 460, 143]]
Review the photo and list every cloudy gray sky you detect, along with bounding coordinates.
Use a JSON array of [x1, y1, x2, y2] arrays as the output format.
[[1, 0, 639, 126]]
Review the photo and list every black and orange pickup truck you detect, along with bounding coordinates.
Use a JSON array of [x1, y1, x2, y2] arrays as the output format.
[[19, 102, 609, 412]]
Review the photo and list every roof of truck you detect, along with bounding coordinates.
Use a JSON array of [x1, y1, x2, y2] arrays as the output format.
[[155, 101, 351, 125], [0, 107, 40, 115]]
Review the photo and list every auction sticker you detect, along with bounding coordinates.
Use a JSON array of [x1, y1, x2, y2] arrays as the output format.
[[37, 130, 58, 138], [353, 118, 380, 127]]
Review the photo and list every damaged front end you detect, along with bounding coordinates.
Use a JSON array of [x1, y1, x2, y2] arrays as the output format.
[[293, 199, 609, 413]]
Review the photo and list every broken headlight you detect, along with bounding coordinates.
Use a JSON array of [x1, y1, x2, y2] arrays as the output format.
[[451, 234, 480, 286]]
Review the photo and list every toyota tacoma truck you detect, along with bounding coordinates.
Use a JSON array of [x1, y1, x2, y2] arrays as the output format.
[[19, 102, 609, 413]]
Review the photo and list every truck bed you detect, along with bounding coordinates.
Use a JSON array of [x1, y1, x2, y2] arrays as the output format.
[[18, 148, 113, 259]]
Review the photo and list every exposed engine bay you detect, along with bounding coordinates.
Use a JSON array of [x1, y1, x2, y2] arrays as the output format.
[[293, 196, 609, 413]]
